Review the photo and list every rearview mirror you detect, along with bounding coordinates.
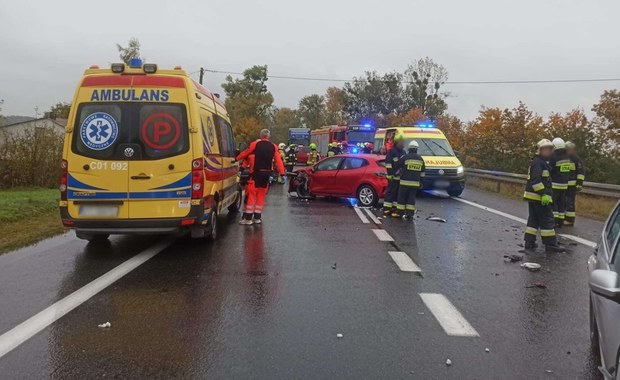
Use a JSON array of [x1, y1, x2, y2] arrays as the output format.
[[590, 269, 620, 301]]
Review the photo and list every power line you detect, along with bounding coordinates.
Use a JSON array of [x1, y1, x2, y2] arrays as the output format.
[[203, 68, 620, 85]]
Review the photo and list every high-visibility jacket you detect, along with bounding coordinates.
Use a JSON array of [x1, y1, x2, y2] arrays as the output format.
[[568, 154, 585, 187], [395, 151, 426, 187], [236, 138, 285, 176], [385, 146, 404, 180], [549, 151, 571, 190], [524, 155, 553, 202], [307, 150, 320, 165]]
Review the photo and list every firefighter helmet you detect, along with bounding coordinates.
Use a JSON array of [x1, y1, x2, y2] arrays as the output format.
[[278, 143, 286, 149], [537, 139, 554, 153], [394, 133, 404, 142], [552, 137, 566, 150], [565, 141, 576, 149], [408, 140, 419, 150], [309, 143, 317, 150]]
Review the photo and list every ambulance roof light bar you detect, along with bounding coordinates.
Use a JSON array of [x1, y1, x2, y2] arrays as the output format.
[[129, 58, 143, 68], [111, 63, 125, 73]]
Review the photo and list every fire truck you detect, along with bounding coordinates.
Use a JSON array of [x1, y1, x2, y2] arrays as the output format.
[[310, 124, 376, 156]]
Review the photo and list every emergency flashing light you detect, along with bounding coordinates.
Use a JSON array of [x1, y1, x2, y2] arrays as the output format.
[[111, 63, 125, 73], [417, 123, 435, 128], [364, 123, 371, 128], [143, 63, 157, 74], [351, 147, 360, 154], [129, 58, 143, 68]]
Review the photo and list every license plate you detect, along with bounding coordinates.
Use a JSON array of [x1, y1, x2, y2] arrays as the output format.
[[79, 205, 118, 217], [435, 180, 450, 188]]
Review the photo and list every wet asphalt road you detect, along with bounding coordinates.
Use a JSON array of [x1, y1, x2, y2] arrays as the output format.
[[0, 185, 604, 379]]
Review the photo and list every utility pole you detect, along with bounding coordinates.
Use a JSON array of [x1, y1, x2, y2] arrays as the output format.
[[199, 68, 205, 85]]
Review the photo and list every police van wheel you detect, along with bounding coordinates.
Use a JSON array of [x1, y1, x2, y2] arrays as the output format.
[[228, 189, 242, 213], [357, 185, 378, 207]]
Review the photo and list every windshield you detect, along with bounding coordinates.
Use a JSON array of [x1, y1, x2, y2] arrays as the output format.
[[347, 131, 375, 144], [72, 102, 189, 160], [405, 138, 455, 157]]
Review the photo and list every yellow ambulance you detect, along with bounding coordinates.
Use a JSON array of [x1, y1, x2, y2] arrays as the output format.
[[374, 124, 465, 196], [59, 59, 241, 241]]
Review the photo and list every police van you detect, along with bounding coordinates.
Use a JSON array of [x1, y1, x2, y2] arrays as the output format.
[[374, 124, 465, 196], [59, 59, 242, 241]]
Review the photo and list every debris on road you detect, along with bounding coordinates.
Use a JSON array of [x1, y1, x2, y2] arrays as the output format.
[[545, 369, 553, 373], [520, 262, 542, 272], [445, 359, 452, 366], [485, 348, 490, 353], [525, 282, 547, 289], [417, 312, 425, 315], [503, 254, 523, 263], [336, 333, 343, 339], [332, 262, 337, 270], [426, 216, 447, 223], [98, 322, 111, 328]]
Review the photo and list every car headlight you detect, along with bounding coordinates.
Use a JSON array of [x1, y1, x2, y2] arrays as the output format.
[[456, 165, 464, 174]]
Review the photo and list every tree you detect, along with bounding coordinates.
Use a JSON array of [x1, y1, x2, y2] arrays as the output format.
[[298, 94, 325, 129], [46, 102, 71, 119], [343, 71, 405, 127], [592, 90, 620, 159], [116, 38, 141, 65], [221, 65, 274, 142], [324, 87, 347, 125], [402, 57, 449, 117], [269, 107, 301, 143]]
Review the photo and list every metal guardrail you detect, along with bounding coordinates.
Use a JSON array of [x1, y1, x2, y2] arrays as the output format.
[[466, 168, 620, 199]]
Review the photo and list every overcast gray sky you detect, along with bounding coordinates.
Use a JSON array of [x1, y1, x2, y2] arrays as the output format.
[[1, 0, 618, 121]]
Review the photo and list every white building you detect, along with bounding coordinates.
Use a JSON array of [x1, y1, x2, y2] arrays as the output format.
[[0, 118, 66, 147]]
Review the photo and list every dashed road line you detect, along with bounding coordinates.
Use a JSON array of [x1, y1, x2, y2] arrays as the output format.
[[354, 207, 370, 224], [372, 229, 394, 242], [388, 251, 421, 273], [0, 237, 175, 359], [452, 197, 597, 248], [362, 208, 382, 225], [420, 293, 479, 337]]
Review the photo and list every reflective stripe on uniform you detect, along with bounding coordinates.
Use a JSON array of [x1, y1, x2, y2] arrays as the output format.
[[553, 213, 565, 220], [568, 180, 577, 186], [386, 175, 393, 180], [566, 211, 576, 217], [400, 180, 420, 187], [552, 183, 568, 190], [542, 170, 550, 177], [531, 182, 545, 192], [393, 176, 400, 180], [396, 204, 406, 210], [385, 164, 393, 169], [383, 202, 393, 208], [555, 159, 571, 165], [524, 191, 541, 201], [577, 174, 585, 180], [405, 205, 416, 210], [540, 229, 556, 237], [525, 226, 538, 235]]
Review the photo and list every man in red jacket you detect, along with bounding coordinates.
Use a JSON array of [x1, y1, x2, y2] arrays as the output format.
[[236, 129, 285, 225]]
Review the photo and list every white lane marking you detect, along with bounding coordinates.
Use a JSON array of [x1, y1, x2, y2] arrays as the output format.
[[354, 207, 370, 224], [420, 293, 479, 337], [372, 229, 394, 241], [0, 237, 175, 359], [452, 197, 597, 248], [388, 251, 421, 272], [362, 208, 382, 225]]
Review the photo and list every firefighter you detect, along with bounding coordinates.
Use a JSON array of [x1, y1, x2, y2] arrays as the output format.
[[523, 139, 565, 252], [383, 133, 405, 217], [395, 140, 425, 220], [565, 141, 585, 226], [285, 144, 297, 173], [327, 142, 340, 157], [277, 143, 287, 183], [549, 137, 571, 228], [236, 129, 285, 225], [307, 143, 320, 166]]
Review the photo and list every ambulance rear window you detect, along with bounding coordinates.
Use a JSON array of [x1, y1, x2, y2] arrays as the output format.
[[72, 103, 189, 160]]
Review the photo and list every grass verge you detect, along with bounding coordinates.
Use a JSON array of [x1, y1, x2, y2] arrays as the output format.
[[466, 176, 616, 221], [0, 188, 65, 254]]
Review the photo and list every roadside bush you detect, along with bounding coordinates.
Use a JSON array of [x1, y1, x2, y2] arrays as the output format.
[[0, 128, 63, 188]]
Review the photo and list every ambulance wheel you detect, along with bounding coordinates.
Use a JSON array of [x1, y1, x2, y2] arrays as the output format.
[[77, 232, 109, 242], [207, 210, 218, 241], [448, 188, 463, 197], [357, 185, 378, 207], [228, 189, 243, 213]]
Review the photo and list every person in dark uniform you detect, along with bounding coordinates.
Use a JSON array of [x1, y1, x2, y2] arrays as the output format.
[[394, 140, 425, 221], [383, 133, 405, 217], [523, 139, 565, 252], [285, 144, 297, 173], [549, 137, 571, 228], [564, 141, 585, 226]]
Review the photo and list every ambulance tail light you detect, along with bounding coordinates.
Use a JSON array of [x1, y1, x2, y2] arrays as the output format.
[[59, 160, 68, 201], [111, 63, 125, 73], [191, 159, 205, 199], [143, 64, 157, 74]]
